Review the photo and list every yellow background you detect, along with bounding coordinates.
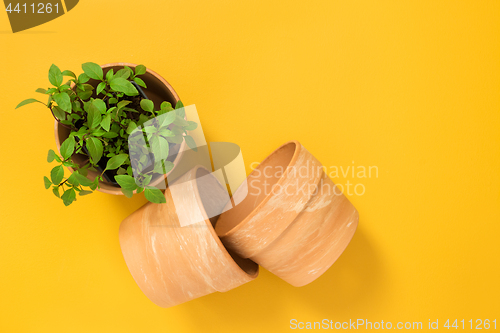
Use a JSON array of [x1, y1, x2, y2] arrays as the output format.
[[0, 1, 499, 332]]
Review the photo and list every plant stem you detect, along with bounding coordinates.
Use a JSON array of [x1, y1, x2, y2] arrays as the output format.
[[58, 178, 69, 187]]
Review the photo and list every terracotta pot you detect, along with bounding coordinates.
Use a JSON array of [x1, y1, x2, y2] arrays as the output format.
[[119, 166, 258, 308], [54, 62, 186, 195], [215, 141, 359, 287]]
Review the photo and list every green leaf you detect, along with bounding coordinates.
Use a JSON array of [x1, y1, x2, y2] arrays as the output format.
[[144, 187, 166, 204], [72, 172, 94, 187], [124, 66, 134, 77], [53, 92, 71, 112], [52, 106, 66, 121], [159, 111, 176, 127], [154, 160, 174, 174], [87, 103, 101, 129], [48, 64, 63, 87], [160, 101, 173, 110], [126, 121, 137, 134], [59, 84, 71, 92], [173, 115, 189, 127], [115, 175, 138, 191], [86, 137, 103, 164], [62, 70, 76, 78], [53, 151, 62, 162], [76, 84, 93, 100], [122, 189, 134, 198], [78, 73, 89, 83], [150, 136, 170, 161], [109, 77, 138, 96], [72, 100, 82, 111], [140, 99, 154, 112], [44, 176, 52, 189], [89, 177, 99, 191], [115, 68, 130, 80], [184, 135, 198, 152], [91, 129, 107, 137], [122, 107, 139, 113], [47, 149, 57, 162], [67, 172, 80, 186], [117, 100, 131, 110], [159, 128, 174, 137], [105, 68, 114, 82], [134, 115, 147, 128], [50, 165, 64, 184], [135, 65, 147, 76], [133, 77, 147, 88], [116, 167, 126, 175], [93, 99, 107, 114], [171, 127, 184, 136], [70, 114, 81, 122], [79, 190, 93, 196], [96, 82, 106, 95], [175, 106, 185, 119], [36, 88, 47, 94], [101, 131, 118, 138], [163, 161, 174, 174], [60, 136, 75, 160], [15, 98, 42, 109], [167, 135, 184, 143], [175, 100, 184, 109], [82, 62, 103, 80], [62, 160, 77, 168], [52, 186, 60, 198], [184, 121, 198, 131], [143, 126, 157, 134], [101, 114, 111, 131], [105, 154, 128, 171], [61, 188, 76, 206]]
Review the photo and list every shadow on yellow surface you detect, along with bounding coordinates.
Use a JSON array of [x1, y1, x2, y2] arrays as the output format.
[[174, 228, 382, 332]]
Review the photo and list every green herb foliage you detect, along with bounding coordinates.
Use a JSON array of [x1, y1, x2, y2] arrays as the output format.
[[18, 63, 197, 205]]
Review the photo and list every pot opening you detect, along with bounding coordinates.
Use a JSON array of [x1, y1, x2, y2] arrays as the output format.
[[214, 141, 297, 236]]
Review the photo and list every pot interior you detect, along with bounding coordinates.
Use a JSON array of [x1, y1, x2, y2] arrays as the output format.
[[214, 142, 297, 235]]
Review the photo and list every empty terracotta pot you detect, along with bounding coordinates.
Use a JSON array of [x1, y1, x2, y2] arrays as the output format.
[[215, 141, 359, 287], [55, 62, 186, 195], [119, 166, 258, 308]]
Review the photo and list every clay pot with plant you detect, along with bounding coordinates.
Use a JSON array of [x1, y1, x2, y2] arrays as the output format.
[[17, 62, 198, 206]]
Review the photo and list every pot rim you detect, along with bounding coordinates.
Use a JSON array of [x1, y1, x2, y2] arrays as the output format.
[[215, 140, 303, 238], [54, 62, 186, 195]]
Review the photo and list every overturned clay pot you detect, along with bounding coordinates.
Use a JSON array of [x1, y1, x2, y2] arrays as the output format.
[[119, 166, 258, 308], [215, 141, 359, 287]]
